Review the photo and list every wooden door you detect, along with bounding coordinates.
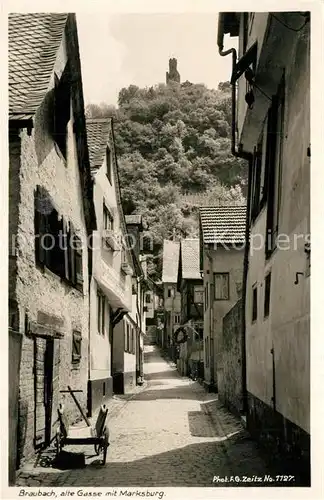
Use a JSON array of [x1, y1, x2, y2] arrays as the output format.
[[34, 338, 54, 448]]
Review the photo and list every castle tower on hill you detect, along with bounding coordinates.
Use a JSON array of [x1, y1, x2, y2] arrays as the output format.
[[166, 58, 180, 84]]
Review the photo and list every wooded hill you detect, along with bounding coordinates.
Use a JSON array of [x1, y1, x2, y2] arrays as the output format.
[[86, 81, 247, 279]]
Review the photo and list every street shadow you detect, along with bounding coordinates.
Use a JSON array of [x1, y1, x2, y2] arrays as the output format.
[[187, 411, 219, 437], [200, 399, 243, 437], [130, 385, 206, 402], [21, 437, 309, 487], [145, 369, 179, 381]]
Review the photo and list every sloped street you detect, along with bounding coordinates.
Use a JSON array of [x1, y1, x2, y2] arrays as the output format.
[[16, 346, 291, 488]]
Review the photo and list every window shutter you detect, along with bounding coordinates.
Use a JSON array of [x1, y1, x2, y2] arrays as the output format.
[[101, 296, 105, 335], [63, 218, 70, 280], [54, 69, 71, 159], [265, 96, 279, 255], [250, 147, 258, 221], [75, 240, 83, 291], [34, 188, 47, 266]]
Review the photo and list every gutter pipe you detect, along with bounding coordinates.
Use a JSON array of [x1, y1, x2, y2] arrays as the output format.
[[217, 14, 252, 414]]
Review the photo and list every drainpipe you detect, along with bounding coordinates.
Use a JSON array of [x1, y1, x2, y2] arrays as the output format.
[[217, 14, 253, 414], [136, 276, 144, 381]]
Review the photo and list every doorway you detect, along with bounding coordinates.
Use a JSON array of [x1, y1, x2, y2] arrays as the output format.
[[34, 337, 54, 449]]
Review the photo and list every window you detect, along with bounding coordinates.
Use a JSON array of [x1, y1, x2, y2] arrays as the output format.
[[121, 246, 127, 264], [205, 336, 209, 368], [124, 323, 127, 352], [305, 241, 311, 277], [129, 326, 133, 353], [193, 286, 204, 304], [252, 284, 258, 322], [97, 291, 106, 335], [174, 314, 180, 324], [167, 288, 172, 298], [34, 187, 83, 291], [145, 293, 151, 304], [72, 331, 82, 365], [265, 77, 285, 258], [251, 144, 262, 222], [53, 68, 71, 160], [103, 204, 113, 231], [132, 329, 136, 354], [214, 273, 230, 300], [264, 273, 271, 318], [127, 324, 130, 352], [106, 147, 112, 183], [204, 283, 209, 311]]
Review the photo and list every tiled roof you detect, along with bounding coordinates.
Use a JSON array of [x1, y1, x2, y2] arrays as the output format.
[[9, 13, 68, 117], [125, 215, 143, 225], [181, 239, 201, 280], [86, 118, 112, 171], [162, 240, 180, 283], [199, 205, 246, 244]]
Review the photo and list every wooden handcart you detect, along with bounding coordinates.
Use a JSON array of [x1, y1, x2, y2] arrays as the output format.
[[55, 388, 110, 465]]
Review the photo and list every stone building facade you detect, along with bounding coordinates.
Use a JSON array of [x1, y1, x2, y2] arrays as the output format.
[[218, 12, 310, 480], [199, 206, 246, 393], [220, 299, 243, 416], [8, 14, 96, 466]]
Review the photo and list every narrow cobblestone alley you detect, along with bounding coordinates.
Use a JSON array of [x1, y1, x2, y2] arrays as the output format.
[[16, 346, 294, 488]]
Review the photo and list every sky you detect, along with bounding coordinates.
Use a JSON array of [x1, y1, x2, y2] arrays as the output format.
[[76, 13, 236, 106]]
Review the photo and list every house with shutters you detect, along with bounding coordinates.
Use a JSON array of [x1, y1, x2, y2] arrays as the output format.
[[218, 12, 310, 479], [161, 240, 181, 352], [176, 239, 204, 377], [199, 205, 246, 396], [8, 13, 96, 472]]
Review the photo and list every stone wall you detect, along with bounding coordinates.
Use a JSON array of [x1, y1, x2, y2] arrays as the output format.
[[219, 299, 243, 416], [11, 95, 90, 466]]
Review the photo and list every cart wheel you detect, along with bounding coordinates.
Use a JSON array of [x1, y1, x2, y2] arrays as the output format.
[[101, 429, 109, 465]]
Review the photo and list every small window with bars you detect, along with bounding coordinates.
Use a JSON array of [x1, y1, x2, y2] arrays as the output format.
[[264, 273, 271, 319]]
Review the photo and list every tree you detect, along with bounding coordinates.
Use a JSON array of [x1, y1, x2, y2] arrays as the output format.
[[89, 81, 248, 278]]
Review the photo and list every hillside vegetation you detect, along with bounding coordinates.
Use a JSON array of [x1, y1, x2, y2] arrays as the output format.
[[86, 81, 247, 279]]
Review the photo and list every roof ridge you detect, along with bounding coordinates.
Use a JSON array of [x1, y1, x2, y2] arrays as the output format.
[[86, 117, 113, 123], [199, 204, 247, 210]]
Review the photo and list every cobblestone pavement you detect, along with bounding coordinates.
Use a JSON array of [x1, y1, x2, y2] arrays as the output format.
[[16, 346, 298, 488]]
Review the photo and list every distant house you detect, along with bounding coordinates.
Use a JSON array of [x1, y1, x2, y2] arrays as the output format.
[[86, 118, 136, 413], [161, 240, 181, 351], [8, 13, 96, 473], [143, 278, 164, 345], [218, 12, 310, 476], [176, 239, 204, 377], [199, 205, 246, 399]]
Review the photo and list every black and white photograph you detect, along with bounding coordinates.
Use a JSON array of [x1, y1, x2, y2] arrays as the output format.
[[4, 2, 319, 497]]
